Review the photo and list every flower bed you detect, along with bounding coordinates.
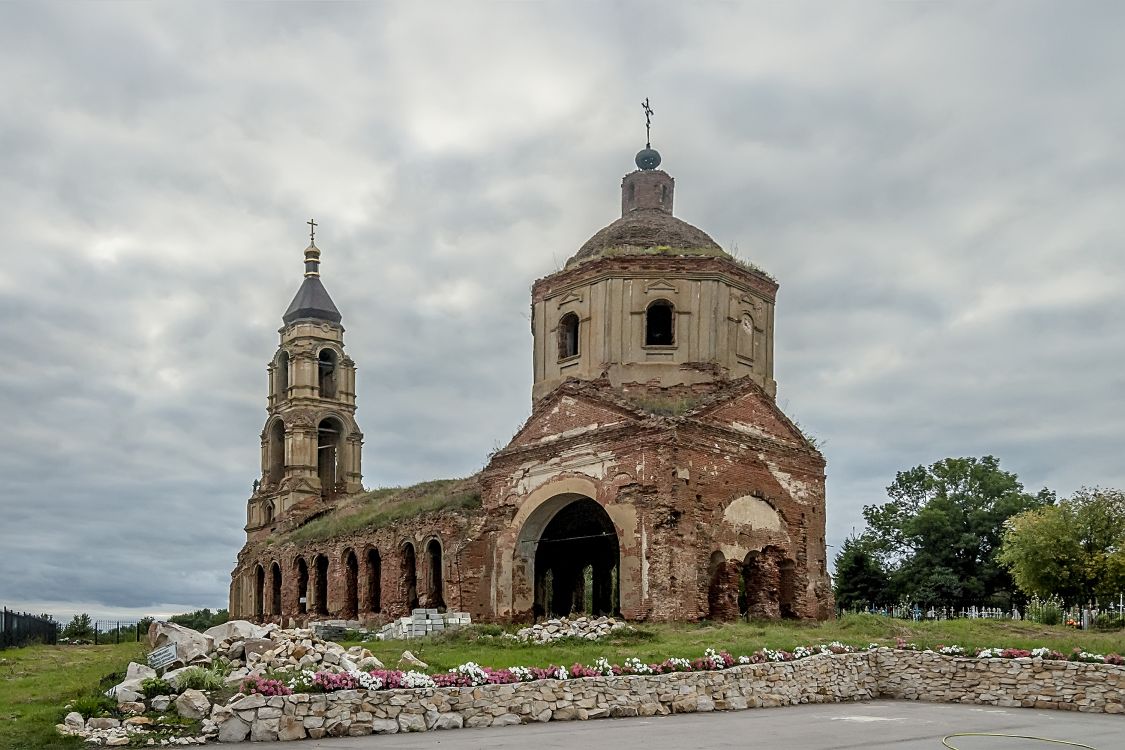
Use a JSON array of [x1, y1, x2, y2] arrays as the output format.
[[238, 642, 1124, 697]]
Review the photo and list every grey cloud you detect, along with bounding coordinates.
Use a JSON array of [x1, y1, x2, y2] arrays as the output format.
[[2, 2, 1123, 616]]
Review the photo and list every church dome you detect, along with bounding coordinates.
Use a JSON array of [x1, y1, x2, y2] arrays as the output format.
[[565, 164, 729, 268], [568, 208, 726, 267]]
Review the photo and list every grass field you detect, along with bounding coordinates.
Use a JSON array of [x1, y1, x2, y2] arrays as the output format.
[[0, 641, 143, 750], [347, 614, 1125, 673], [1, 616, 1120, 750]]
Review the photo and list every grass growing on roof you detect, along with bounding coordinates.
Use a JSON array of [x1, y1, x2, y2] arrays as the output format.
[[344, 614, 1125, 674], [286, 477, 481, 544]]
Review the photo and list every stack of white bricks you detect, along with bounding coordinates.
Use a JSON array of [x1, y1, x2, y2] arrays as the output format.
[[376, 609, 471, 640]]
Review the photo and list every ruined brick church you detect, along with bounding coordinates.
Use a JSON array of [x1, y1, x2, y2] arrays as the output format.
[[229, 143, 835, 625]]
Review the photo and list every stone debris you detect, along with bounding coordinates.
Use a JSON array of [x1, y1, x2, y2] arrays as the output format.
[[397, 650, 429, 670], [209, 623, 384, 685], [508, 616, 632, 644], [147, 621, 215, 668], [375, 608, 472, 640], [55, 713, 215, 746]]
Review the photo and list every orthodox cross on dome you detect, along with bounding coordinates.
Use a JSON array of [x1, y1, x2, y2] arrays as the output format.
[[641, 97, 654, 149], [307, 218, 318, 245]]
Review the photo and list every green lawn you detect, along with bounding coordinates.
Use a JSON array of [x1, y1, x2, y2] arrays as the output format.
[[349, 614, 1125, 673], [0, 642, 143, 750]]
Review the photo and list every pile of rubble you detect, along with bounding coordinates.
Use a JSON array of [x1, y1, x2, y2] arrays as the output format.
[[508, 616, 632, 644], [64, 620, 388, 745], [56, 693, 216, 746], [376, 608, 472, 640]]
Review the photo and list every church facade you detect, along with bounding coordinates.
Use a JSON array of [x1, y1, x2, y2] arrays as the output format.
[[229, 148, 835, 624]]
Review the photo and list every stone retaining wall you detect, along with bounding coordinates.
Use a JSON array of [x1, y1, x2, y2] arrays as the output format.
[[875, 650, 1124, 713], [212, 650, 1124, 742]]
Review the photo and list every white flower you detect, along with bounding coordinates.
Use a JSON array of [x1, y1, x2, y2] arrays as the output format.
[[452, 662, 490, 686], [738, 655, 751, 665], [401, 670, 436, 689], [553, 666, 568, 681], [1031, 647, 1050, 659], [508, 666, 534, 682]]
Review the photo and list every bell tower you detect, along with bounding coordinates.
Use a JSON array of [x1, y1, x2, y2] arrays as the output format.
[[245, 224, 363, 540]]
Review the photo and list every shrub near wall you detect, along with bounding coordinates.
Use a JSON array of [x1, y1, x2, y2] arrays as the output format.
[[210, 650, 1124, 742]]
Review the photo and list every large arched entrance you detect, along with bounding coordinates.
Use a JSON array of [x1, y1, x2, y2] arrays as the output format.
[[532, 497, 619, 618]]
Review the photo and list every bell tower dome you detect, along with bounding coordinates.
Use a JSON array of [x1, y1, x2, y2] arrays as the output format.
[[245, 225, 364, 541]]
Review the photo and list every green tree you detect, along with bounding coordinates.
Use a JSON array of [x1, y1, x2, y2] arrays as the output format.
[[62, 613, 93, 640], [833, 535, 888, 610], [863, 456, 1053, 607], [998, 487, 1125, 603], [169, 607, 230, 632]]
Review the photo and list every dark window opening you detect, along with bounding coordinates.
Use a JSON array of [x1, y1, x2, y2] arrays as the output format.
[[427, 539, 445, 610], [270, 562, 282, 616], [263, 501, 275, 525], [343, 549, 359, 618], [367, 548, 382, 613], [402, 542, 419, 611], [254, 565, 265, 619], [645, 300, 675, 346], [296, 558, 309, 614], [318, 349, 337, 399], [660, 184, 668, 206], [558, 313, 579, 360], [314, 554, 329, 615]]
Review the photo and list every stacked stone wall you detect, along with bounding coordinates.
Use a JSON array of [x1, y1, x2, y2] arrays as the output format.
[[212, 651, 1125, 742], [875, 650, 1125, 712]]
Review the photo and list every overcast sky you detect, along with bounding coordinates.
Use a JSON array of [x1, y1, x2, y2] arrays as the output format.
[[2, 2, 1123, 622]]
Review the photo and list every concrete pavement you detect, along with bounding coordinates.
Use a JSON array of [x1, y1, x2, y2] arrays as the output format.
[[231, 700, 1123, 749]]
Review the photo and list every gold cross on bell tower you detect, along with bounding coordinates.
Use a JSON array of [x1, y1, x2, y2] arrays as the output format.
[[307, 218, 318, 245]]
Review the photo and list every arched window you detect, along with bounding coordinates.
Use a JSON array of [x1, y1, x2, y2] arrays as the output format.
[[343, 549, 359, 617], [253, 565, 265, 619], [267, 420, 285, 484], [426, 539, 445, 610], [270, 562, 282, 616], [558, 313, 579, 360], [263, 500, 275, 525], [314, 554, 329, 615], [318, 349, 337, 399], [366, 548, 382, 613], [402, 542, 419, 611], [317, 418, 344, 495], [275, 351, 290, 399], [296, 558, 309, 614], [645, 300, 675, 346]]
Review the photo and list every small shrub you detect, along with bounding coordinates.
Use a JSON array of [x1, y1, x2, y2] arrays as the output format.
[[1093, 613, 1123, 630], [64, 694, 117, 719], [174, 666, 224, 692], [140, 677, 174, 698]]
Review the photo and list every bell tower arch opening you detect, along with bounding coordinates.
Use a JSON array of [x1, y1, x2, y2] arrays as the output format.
[[318, 349, 338, 399], [317, 417, 344, 495], [529, 497, 619, 618]]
